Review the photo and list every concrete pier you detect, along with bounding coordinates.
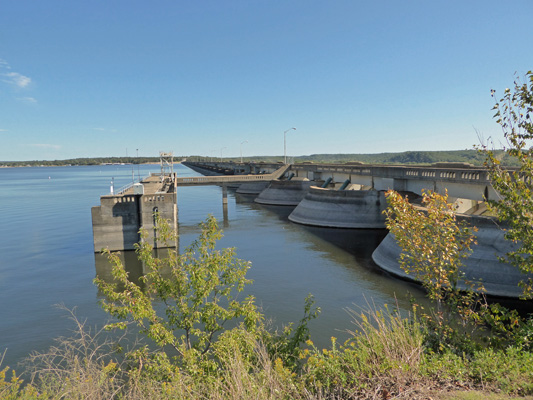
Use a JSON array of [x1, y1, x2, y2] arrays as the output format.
[[91, 174, 177, 252], [254, 180, 315, 206], [371, 214, 531, 298], [288, 187, 388, 228]]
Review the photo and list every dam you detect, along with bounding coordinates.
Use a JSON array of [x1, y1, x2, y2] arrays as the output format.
[[91, 158, 531, 298]]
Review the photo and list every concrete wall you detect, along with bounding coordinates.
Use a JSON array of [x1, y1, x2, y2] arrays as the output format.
[[184, 161, 282, 176], [236, 181, 270, 195], [288, 187, 388, 228], [254, 180, 315, 206], [92, 192, 177, 252], [187, 162, 500, 203], [92, 195, 141, 252], [139, 192, 178, 249], [289, 163, 497, 202]]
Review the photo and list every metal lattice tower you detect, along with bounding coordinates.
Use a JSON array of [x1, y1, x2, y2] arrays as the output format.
[[160, 151, 174, 179]]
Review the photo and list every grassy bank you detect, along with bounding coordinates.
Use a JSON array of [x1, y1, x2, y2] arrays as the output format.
[[2, 304, 533, 400]]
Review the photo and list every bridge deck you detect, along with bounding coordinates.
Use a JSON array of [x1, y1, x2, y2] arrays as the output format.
[[174, 164, 290, 186], [114, 164, 290, 196], [183, 161, 503, 201]]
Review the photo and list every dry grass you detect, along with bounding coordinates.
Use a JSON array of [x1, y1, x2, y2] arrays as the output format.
[[432, 390, 533, 400], [23, 308, 130, 399], [4, 306, 532, 400]]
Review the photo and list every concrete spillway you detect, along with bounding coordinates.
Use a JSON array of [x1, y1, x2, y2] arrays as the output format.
[[372, 214, 531, 298], [288, 187, 388, 228], [254, 180, 315, 206]]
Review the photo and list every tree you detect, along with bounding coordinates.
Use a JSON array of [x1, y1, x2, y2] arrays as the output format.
[[95, 215, 262, 359], [383, 189, 486, 351], [384, 190, 478, 307], [481, 70, 533, 299]]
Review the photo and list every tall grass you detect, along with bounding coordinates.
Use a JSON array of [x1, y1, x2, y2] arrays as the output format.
[[303, 302, 427, 399], [3, 305, 533, 399]]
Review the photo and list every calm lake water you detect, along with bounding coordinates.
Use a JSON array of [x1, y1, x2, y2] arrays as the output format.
[[0, 163, 426, 369]]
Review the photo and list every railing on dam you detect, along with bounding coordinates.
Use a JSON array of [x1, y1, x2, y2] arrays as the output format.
[[289, 163, 493, 185], [176, 164, 290, 186], [176, 175, 269, 185], [183, 161, 502, 201], [181, 161, 507, 194], [115, 174, 151, 195], [187, 161, 494, 183]]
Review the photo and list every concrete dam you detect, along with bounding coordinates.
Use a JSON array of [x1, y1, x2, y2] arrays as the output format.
[[183, 161, 530, 299], [91, 159, 531, 299]]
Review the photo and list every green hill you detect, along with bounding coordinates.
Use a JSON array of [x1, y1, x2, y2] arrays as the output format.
[[1, 149, 517, 167]]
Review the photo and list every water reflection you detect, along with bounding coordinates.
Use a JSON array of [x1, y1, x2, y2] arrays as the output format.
[[94, 248, 174, 295], [234, 192, 295, 220], [234, 190, 428, 302], [94, 251, 144, 291], [223, 201, 229, 227], [293, 223, 429, 304], [299, 226, 386, 265]]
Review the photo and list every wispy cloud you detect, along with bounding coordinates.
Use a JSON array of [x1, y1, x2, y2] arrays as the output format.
[[30, 144, 61, 150], [3, 72, 31, 88], [17, 96, 37, 104], [0, 129, 7, 132], [0, 59, 33, 89]]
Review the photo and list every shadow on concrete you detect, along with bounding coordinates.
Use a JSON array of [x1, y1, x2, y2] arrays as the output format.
[[111, 196, 141, 251]]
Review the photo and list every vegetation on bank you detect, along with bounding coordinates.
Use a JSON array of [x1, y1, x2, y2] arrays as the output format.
[[2, 72, 533, 399], [293, 149, 512, 166], [2, 293, 533, 399], [0, 149, 518, 168], [0, 157, 165, 168], [189, 149, 520, 166]]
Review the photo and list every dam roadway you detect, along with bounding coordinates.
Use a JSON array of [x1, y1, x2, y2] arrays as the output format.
[[185, 160, 498, 201]]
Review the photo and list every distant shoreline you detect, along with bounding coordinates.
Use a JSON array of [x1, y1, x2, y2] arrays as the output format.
[[0, 149, 515, 168], [0, 161, 166, 168], [0, 162, 176, 168]]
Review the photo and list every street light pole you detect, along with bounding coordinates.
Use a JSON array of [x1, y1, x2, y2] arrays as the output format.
[[240, 140, 248, 163], [136, 148, 140, 181], [220, 147, 227, 161], [284, 127, 296, 164]]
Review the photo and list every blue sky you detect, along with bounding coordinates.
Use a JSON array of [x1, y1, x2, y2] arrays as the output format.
[[1, 1, 532, 161]]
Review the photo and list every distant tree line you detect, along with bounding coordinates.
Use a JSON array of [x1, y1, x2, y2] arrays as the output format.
[[293, 149, 516, 166], [222, 149, 515, 166], [0, 157, 165, 167], [0, 149, 518, 167]]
